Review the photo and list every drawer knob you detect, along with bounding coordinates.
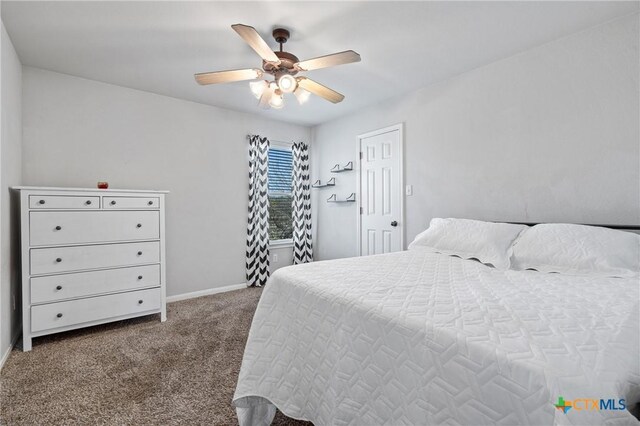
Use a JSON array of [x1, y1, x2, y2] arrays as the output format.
[[56, 285, 62, 290], [38, 200, 45, 205], [138, 300, 144, 304], [86, 200, 92, 205], [138, 275, 143, 280], [55, 225, 62, 231], [137, 251, 143, 256], [56, 313, 63, 318], [148, 201, 153, 206], [110, 200, 116, 205], [136, 223, 142, 228], [56, 258, 62, 263]]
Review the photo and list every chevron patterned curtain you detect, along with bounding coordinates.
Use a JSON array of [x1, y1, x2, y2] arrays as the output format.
[[246, 135, 270, 287], [292, 141, 313, 264]]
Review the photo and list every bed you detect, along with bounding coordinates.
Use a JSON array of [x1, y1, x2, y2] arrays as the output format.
[[234, 223, 640, 425]]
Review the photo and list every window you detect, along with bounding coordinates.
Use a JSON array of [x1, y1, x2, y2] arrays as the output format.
[[268, 144, 293, 242]]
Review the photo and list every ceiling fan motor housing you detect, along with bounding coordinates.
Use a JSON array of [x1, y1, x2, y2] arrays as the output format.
[[264, 52, 299, 77], [263, 28, 299, 77]]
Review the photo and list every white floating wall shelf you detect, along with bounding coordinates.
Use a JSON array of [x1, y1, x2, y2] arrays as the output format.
[[330, 162, 353, 173], [327, 193, 356, 203], [312, 177, 336, 188]]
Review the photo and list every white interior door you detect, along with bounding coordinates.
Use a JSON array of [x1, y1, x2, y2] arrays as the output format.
[[358, 125, 403, 256]]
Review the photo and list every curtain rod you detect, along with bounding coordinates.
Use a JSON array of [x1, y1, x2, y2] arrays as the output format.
[[246, 134, 300, 145]]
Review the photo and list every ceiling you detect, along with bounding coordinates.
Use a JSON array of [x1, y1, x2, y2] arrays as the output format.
[[3, 1, 638, 126]]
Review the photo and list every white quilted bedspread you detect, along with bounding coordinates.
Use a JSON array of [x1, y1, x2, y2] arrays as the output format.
[[234, 250, 640, 425]]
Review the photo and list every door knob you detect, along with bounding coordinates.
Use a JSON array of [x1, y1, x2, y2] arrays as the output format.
[[391, 221, 398, 227]]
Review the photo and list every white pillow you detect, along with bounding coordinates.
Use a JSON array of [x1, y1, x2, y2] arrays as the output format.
[[511, 223, 640, 278], [408, 218, 528, 269]]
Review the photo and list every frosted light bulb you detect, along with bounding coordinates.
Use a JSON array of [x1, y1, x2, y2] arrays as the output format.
[[277, 74, 297, 94], [294, 87, 311, 105], [269, 90, 284, 109], [249, 80, 267, 99]]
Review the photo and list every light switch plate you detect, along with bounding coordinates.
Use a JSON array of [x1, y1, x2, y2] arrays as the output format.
[[405, 185, 413, 196]]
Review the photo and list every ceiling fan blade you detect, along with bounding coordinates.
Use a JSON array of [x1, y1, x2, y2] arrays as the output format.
[[231, 24, 281, 64], [295, 50, 361, 71], [297, 77, 345, 104], [194, 68, 263, 85]]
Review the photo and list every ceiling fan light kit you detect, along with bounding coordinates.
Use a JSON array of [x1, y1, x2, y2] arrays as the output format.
[[195, 24, 361, 110]]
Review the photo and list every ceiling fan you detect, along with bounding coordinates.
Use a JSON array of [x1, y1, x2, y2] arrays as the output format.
[[194, 24, 361, 109]]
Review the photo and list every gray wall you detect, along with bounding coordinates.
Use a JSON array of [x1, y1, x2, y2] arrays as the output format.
[[311, 14, 640, 261], [1, 21, 23, 360], [22, 67, 311, 297]]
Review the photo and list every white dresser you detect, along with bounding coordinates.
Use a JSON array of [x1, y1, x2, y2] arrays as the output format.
[[14, 187, 168, 351]]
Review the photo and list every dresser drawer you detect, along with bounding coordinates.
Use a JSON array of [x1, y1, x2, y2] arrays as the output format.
[[29, 195, 99, 209], [30, 211, 160, 246], [30, 241, 160, 275], [103, 196, 159, 209], [31, 288, 161, 333], [30, 265, 161, 304]]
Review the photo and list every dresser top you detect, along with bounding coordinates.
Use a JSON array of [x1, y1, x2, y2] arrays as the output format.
[[12, 186, 169, 194]]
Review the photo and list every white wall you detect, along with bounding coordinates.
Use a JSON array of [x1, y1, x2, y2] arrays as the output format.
[[311, 14, 640, 261], [22, 67, 310, 297], [1, 21, 23, 362]]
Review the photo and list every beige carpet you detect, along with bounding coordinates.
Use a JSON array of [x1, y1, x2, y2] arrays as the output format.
[[0, 287, 310, 425]]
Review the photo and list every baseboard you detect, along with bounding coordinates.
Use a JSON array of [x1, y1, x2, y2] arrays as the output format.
[[166, 283, 247, 303], [0, 327, 21, 371]]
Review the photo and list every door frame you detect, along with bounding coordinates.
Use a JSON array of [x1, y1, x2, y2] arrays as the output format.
[[356, 123, 405, 256]]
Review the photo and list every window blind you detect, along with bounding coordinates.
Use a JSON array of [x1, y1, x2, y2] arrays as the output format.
[[268, 148, 293, 193], [268, 147, 293, 241]]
